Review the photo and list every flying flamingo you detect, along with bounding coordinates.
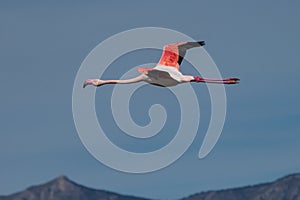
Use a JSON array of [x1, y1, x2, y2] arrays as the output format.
[[83, 41, 239, 88]]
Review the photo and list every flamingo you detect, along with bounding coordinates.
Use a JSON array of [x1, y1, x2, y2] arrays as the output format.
[[83, 41, 239, 88]]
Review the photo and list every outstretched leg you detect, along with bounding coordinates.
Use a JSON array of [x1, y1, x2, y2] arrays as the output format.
[[192, 76, 240, 84]]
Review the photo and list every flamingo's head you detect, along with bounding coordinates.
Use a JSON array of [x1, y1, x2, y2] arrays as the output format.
[[83, 79, 100, 88]]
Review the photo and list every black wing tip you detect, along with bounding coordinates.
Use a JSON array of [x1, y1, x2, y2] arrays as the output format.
[[198, 41, 205, 46]]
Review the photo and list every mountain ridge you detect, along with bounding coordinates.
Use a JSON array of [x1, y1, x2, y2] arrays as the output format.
[[183, 173, 300, 200], [1, 173, 300, 200], [0, 175, 149, 200]]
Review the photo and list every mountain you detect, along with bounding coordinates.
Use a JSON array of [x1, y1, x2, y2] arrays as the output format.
[[183, 173, 300, 200], [1, 173, 300, 200], [0, 176, 149, 200]]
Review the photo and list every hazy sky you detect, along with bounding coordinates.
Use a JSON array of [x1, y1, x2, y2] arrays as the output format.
[[1, 1, 300, 199]]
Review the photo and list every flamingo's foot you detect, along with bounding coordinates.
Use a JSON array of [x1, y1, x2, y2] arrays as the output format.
[[224, 78, 240, 84]]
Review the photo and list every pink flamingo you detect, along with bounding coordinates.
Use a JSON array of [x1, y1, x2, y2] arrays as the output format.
[[83, 41, 239, 88]]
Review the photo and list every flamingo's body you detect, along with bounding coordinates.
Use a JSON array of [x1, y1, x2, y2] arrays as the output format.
[[137, 65, 186, 87], [83, 41, 239, 88]]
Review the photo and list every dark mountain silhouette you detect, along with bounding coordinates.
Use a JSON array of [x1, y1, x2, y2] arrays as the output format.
[[1, 173, 300, 200], [183, 173, 300, 200], [0, 175, 149, 200]]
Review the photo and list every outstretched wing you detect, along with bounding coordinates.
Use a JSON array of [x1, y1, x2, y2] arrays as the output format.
[[157, 41, 205, 70]]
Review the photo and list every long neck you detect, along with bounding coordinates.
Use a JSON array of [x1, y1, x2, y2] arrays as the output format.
[[100, 75, 146, 85]]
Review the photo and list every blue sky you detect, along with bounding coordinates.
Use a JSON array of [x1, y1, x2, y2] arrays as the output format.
[[1, 0, 300, 199]]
